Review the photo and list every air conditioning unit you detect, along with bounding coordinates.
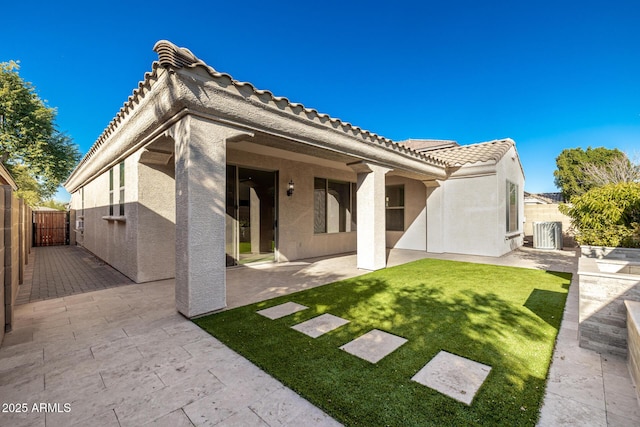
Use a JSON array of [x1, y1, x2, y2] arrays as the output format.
[[533, 221, 562, 250]]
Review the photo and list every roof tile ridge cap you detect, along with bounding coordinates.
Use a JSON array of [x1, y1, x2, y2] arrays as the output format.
[[151, 41, 447, 167]]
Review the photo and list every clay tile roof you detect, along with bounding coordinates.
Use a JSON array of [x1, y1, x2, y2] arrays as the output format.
[[70, 41, 450, 176], [428, 138, 515, 166], [151, 40, 448, 168], [398, 139, 459, 152], [525, 192, 565, 204]]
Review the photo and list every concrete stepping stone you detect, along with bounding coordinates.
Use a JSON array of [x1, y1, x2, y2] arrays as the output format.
[[257, 302, 308, 320], [340, 329, 407, 363], [411, 350, 491, 405], [291, 314, 350, 338]]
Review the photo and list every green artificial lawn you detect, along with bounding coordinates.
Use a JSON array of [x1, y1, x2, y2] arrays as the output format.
[[194, 259, 571, 426]]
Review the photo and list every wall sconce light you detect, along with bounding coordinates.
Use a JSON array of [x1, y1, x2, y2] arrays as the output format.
[[287, 180, 295, 197]]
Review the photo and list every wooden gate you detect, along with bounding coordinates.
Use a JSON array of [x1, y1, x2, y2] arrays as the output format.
[[33, 211, 69, 246]]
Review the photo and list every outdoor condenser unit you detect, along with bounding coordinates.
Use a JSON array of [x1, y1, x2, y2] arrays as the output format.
[[532, 221, 562, 250]]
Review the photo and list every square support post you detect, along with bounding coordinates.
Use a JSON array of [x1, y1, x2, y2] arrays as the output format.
[[173, 115, 251, 318], [349, 162, 391, 271]]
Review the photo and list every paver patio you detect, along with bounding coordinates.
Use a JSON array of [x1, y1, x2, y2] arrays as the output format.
[[1, 245, 638, 426]]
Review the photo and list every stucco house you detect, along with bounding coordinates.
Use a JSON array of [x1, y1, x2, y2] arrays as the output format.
[[64, 41, 525, 318]]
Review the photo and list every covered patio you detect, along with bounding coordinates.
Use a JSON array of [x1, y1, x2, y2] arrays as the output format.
[[1, 245, 637, 426]]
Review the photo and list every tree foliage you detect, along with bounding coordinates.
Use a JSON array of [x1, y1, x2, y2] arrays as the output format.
[[0, 61, 81, 205], [581, 153, 640, 187], [560, 182, 640, 247], [554, 147, 626, 201]]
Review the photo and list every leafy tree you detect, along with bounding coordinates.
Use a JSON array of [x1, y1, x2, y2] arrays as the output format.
[[560, 182, 640, 247], [0, 61, 80, 205], [10, 164, 40, 207], [581, 153, 640, 187], [39, 199, 67, 211], [554, 147, 626, 201]]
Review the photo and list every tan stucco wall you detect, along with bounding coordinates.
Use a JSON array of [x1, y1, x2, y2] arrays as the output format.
[[386, 176, 427, 250], [227, 147, 357, 262], [495, 145, 525, 254], [70, 156, 139, 281], [136, 156, 175, 282], [427, 146, 524, 257]]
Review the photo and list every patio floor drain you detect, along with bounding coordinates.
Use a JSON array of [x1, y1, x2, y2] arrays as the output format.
[[291, 314, 350, 338], [411, 350, 492, 405], [340, 329, 407, 363], [257, 302, 308, 319]]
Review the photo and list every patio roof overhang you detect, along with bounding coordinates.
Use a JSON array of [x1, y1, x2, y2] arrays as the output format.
[[65, 40, 448, 193]]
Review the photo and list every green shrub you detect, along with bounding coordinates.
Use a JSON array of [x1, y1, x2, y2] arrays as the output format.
[[560, 182, 640, 247]]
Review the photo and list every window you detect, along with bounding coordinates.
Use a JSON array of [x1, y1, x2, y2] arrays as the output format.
[[506, 180, 518, 232], [108, 162, 125, 216], [119, 161, 125, 216], [109, 169, 114, 216], [385, 185, 404, 231], [314, 178, 356, 233]]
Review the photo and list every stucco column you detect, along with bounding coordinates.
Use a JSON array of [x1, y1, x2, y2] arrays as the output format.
[[424, 180, 444, 253], [349, 162, 391, 271], [174, 115, 252, 318], [249, 187, 260, 254]]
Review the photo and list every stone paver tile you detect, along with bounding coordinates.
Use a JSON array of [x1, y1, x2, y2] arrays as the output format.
[[249, 386, 341, 427], [1, 328, 34, 347], [68, 409, 120, 427], [601, 355, 631, 378], [114, 371, 225, 427], [205, 367, 283, 409], [32, 328, 75, 344], [607, 412, 640, 427], [0, 359, 43, 391], [0, 369, 44, 399], [339, 329, 407, 363], [206, 352, 264, 387], [0, 409, 45, 427], [45, 372, 106, 400], [537, 392, 606, 426], [0, 347, 43, 372], [182, 336, 227, 358], [604, 388, 640, 422], [24, 316, 71, 331], [154, 352, 225, 387], [143, 408, 195, 427], [545, 371, 605, 410], [291, 314, 349, 338], [257, 302, 308, 320], [411, 350, 491, 405], [31, 299, 67, 311], [214, 408, 269, 426], [89, 335, 140, 360], [122, 313, 185, 337], [163, 321, 204, 337], [63, 293, 95, 305], [182, 394, 236, 426], [45, 366, 165, 426], [100, 363, 165, 394]]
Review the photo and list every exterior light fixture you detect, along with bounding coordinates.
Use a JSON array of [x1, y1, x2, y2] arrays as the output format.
[[287, 180, 295, 197]]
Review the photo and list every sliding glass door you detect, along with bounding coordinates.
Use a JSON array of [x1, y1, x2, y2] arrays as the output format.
[[226, 165, 277, 266]]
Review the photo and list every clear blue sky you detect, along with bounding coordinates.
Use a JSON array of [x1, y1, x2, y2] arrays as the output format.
[[4, 1, 639, 200]]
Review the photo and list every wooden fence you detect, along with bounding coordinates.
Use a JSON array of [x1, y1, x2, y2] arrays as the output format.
[[33, 211, 68, 246]]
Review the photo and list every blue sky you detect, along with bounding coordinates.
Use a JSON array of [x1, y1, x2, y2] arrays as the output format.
[[4, 1, 639, 200]]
